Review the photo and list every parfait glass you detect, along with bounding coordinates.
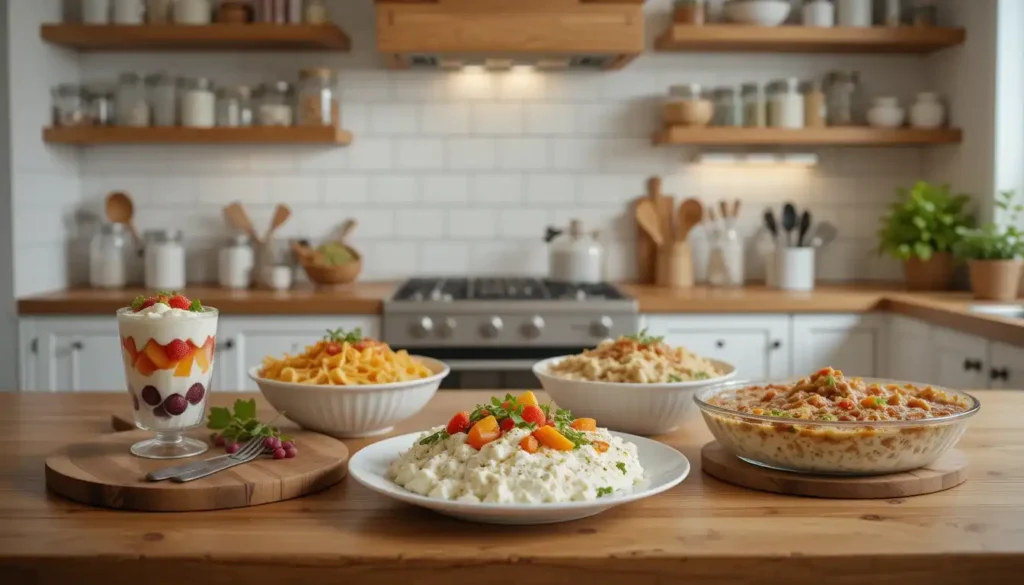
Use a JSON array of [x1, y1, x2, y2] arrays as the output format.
[[117, 306, 219, 459]]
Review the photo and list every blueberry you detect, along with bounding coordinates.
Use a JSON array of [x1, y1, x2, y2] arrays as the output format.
[[185, 383, 205, 405], [163, 394, 188, 416], [141, 385, 162, 406]]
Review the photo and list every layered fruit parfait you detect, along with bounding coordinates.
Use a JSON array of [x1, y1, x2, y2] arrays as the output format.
[[117, 292, 219, 459]]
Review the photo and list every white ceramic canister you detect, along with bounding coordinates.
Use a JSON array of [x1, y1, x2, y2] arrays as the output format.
[[84, 0, 112, 24], [89, 223, 128, 289], [774, 247, 816, 291], [144, 229, 186, 290], [910, 92, 946, 129], [174, 0, 213, 24], [837, 0, 872, 27], [547, 220, 604, 284], [181, 77, 216, 128], [218, 235, 255, 289], [112, 0, 145, 24], [867, 96, 906, 128], [802, 0, 835, 27]]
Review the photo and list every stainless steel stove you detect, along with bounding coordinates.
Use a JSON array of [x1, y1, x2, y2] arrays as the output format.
[[383, 277, 639, 389]]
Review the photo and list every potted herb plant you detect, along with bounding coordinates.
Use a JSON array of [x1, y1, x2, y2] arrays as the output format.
[[877, 181, 973, 291], [954, 191, 1024, 301]]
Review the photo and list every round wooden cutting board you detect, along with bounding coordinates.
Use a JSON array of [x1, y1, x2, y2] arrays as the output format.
[[45, 429, 349, 512], [700, 441, 969, 499]]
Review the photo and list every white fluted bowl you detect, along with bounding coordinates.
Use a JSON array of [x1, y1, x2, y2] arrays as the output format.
[[533, 357, 737, 436], [248, 357, 449, 438]]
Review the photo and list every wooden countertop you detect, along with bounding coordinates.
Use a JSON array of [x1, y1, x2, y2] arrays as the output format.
[[2, 391, 1022, 585], [16, 283, 1023, 347]]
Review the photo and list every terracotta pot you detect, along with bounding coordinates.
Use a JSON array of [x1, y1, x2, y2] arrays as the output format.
[[902, 252, 955, 291], [967, 259, 1024, 301]]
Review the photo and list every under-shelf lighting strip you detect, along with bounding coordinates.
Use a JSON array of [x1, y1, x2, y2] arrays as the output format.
[[694, 153, 819, 167]]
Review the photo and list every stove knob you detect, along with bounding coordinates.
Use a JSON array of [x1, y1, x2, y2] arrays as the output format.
[[411, 316, 434, 339], [590, 316, 613, 338], [429, 289, 443, 301], [521, 315, 545, 339], [437, 317, 457, 339], [480, 316, 504, 338]]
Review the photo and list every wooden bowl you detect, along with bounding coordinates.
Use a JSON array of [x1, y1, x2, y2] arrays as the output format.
[[296, 241, 363, 287]]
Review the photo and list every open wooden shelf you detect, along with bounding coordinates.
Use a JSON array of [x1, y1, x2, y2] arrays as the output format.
[[655, 25, 965, 54], [43, 126, 353, 146], [40, 23, 350, 51], [653, 126, 963, 147]]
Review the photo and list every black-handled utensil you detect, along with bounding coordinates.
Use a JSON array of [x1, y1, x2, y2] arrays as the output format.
[[797, 210, 812, 247], [763, 209, 779, 243], [781, 203, 797, 247]]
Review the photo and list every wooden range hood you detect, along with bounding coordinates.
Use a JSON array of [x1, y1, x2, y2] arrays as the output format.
[[376, 0, 645, 70]]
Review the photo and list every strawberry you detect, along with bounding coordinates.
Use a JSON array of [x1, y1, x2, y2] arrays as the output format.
[[167, 294, 192, 311], [499, 417, 515, 432], [521, 405, 545, 427], [446, 411, 471, 435], [164, 339, 192, 361]]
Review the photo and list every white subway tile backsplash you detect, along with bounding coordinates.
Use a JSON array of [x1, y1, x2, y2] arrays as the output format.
[[550, 138, 602, 171], [199, 176, 270, 205], [422, 175, 471, 204], [369, 176, 419, 204], [361, 241, 419, 278], [348, 138, 394, 170], [396, 138, 445, 169], [395, 208, 447, 238], [525, 104, 577, 136], [448, 209, 498, 239], [324, 176, 371, 204], [499, 209, 549, 238], [420, 104, 471, 135], [343, 209, 395, 239], [418, 242, 471, 275], [526, 174, 578, 204], [472, 174, 523, 204], [339, 70, 392, 102], [370, 104, 420, 135], [268, 175, 323, 204], [471, 104, 524, 135], [446, 138, 497, 170], [498, 138, 550, 170]]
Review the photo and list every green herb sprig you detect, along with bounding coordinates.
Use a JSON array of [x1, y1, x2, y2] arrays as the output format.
[[324, 327, 364, 344], [207, 399, 291, 443], [623, 328, 664, 345], [596, 486, 614, 497], [418, 428, 448, 446]]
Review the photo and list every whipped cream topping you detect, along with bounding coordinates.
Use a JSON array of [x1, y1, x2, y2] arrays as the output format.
[[121, 303, 209, 319]]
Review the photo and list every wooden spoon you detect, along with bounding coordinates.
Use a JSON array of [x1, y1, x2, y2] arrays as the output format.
[[338, 218, 358, 242], [677, 198, 704, 241], [646, 176, 674, 241], [635, 200, 664, 247], [264, 204, 292, 243], [223, 202, 260, 243], [104, 191, 141, 248]]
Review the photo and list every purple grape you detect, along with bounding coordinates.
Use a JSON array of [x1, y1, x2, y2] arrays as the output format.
[[280, 441, 295, 450], [272, 448, 287, 460], [214, 435, 226, 447], [225, 443, 240, 454], [132, 393, 140, 411], [163, 394, 188, 416], [284, 447, 297, 459], [263, 436, 280, 450], [152, 405, 169, 418], [185, 383, 205, 405], [141, 385, 162, 406]]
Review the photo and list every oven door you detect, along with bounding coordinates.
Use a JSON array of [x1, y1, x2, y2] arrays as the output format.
[[408, 346, 586, 390]]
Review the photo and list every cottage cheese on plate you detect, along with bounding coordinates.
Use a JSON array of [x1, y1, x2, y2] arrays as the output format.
[[388, 426, 644, 503]]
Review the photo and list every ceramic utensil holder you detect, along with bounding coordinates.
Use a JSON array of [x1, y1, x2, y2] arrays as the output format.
[[657, 242, 694, 289], [774, 247, 815, 291]]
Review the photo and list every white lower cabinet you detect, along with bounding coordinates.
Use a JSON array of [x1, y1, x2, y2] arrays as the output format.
[[930, 326, 990, 390], [641, 315, 790, 381], [887, 315, 933, 382], [791, 314, 887, 378], [985, 342, 1022, 390]]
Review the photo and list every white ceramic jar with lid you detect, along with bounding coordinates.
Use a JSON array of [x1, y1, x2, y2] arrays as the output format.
[[867, 96, 906, 128], [113, 0, 144, 24], [910, 92, 946, 129], [218, 234, 254, 289], [802, 0, 835, 27], [181, 77, 216, 128], [146, 73, 178, 127], [257, 81, 294, 126], [84, 0, 112, 24], [144, 229, 186, 290], [174, 0, 213, 24], [90, 223, 128, 289], [837, 0, 872, 26], [545, 220, 604, 284], [769, 78, 804, 129]]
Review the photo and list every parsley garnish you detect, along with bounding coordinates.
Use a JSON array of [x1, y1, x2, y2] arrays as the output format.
[[325, 327, 363, 344], [207, 399, 290, 443], [596, 487, 613, 497], [819, 414, 838, 421], [616, 462, 627, 475], [623, 328, 664, 345], [667, 374, 683, 382], [770, 409, 785, 417], [418, 429, 449, 446], [189, 298, 203, 312], [466, 393, 537, 430], [825, 374, 837, 387], [874, 397, 886, 407], [694, 372, 710, 380]]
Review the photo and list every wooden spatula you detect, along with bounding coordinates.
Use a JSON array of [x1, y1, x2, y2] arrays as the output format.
[[636, 199, 664, 247], [264, 204, 292, 243], [646, 176, 675, 243], [677, 198, 704, 241], [223, 202, 260, 243]]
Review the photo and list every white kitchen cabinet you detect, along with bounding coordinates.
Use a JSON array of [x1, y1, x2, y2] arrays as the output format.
[[640, 315, 791, 380], [791, 314, 887, 378], [930, 326, 989, 390], [27, 317, 125, 392], [887, 315, 933, 382], [230, 316, 380, 391], [988, 341, 1024, 390]]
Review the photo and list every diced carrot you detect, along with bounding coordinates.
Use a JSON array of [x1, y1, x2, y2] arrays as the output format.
[[570, 418, 597, 431], [519, 435, 539, 454], [532, 426, 575, 451], [515, 391, 539, 408], [467, 416, 500, 450], [592, 440, 609, 453]]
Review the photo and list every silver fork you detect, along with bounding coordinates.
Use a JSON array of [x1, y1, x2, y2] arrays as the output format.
[[171, 436, 267, 483], [146, 436, 264, 482]]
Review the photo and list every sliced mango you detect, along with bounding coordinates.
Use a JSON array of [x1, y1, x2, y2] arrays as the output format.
[[532, 426, 575, 451], [516, 390, 539, 408], [174, 353, 195, 377], [143, 340, 174, 370], [194, 344, 211, 373], [122, 337, 139, 362], [467, 415, 500, 450], [135, 354, 157, 377], [571, 418, 597, 431]]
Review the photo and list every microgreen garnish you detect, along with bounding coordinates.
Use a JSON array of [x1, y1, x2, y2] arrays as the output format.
[[693, 372, 711, 380], [189, 298, 203, 312], [825, 374, 837, 387], [206, 399, 291, 443], [623, 328, 664, 345], [770, 409, 785, 417], [130, 295, 147, 311], [596, 486, 613, 497], [325, 327, 363, 344], [468, 393, 537, 430], [667, 374, 682, 382], [819, 414, 838, 421], [616, 462, 627, 475], [419, 429, 449, 446], [874, 397, 886, 407]]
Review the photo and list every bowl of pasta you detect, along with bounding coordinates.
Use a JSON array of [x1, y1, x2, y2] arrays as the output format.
[[532, 330, 736, 435], [250, 328, 450, 438]]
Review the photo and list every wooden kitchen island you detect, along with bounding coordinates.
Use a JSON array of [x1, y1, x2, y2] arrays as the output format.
[[2, 392, 1022, 585]]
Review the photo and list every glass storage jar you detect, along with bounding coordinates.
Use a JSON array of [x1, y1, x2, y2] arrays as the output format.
[[712, 87, 739, 127], [296, 68, 339, 127], [174, 0, 213, 24], [740, 82, 765, 128], [802, 79, 827, 127], [86, 84, 116, 126], [90, 223, 128, 289], [144, 229, 186, 290], [51, 84, 89, 127], [84, 0, 112, 24], [256, 81, 294, 126], [115, 72, 151, 127], [145, 0, 173, 23], [218, 234, 255, 289], [824, 70, 863, 126], [305, 0, 329, 23], [769, 78, 804, 129], [112, 0, 145, 24], [146, 73, 178, 127], [180, 77, 216, 128], [216, 85, 253, 127]]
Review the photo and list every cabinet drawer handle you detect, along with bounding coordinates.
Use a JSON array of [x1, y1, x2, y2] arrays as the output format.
[[963, 359, 983, 372], [715, 340, 725, 349], [990, 367, 1009, 381], [216, 339, 235, 352], [770, 340, 782, 350], [71, 341, 84, 351]]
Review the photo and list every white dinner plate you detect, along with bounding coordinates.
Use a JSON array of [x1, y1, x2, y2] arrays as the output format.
[[348, 431, 690, 525]]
